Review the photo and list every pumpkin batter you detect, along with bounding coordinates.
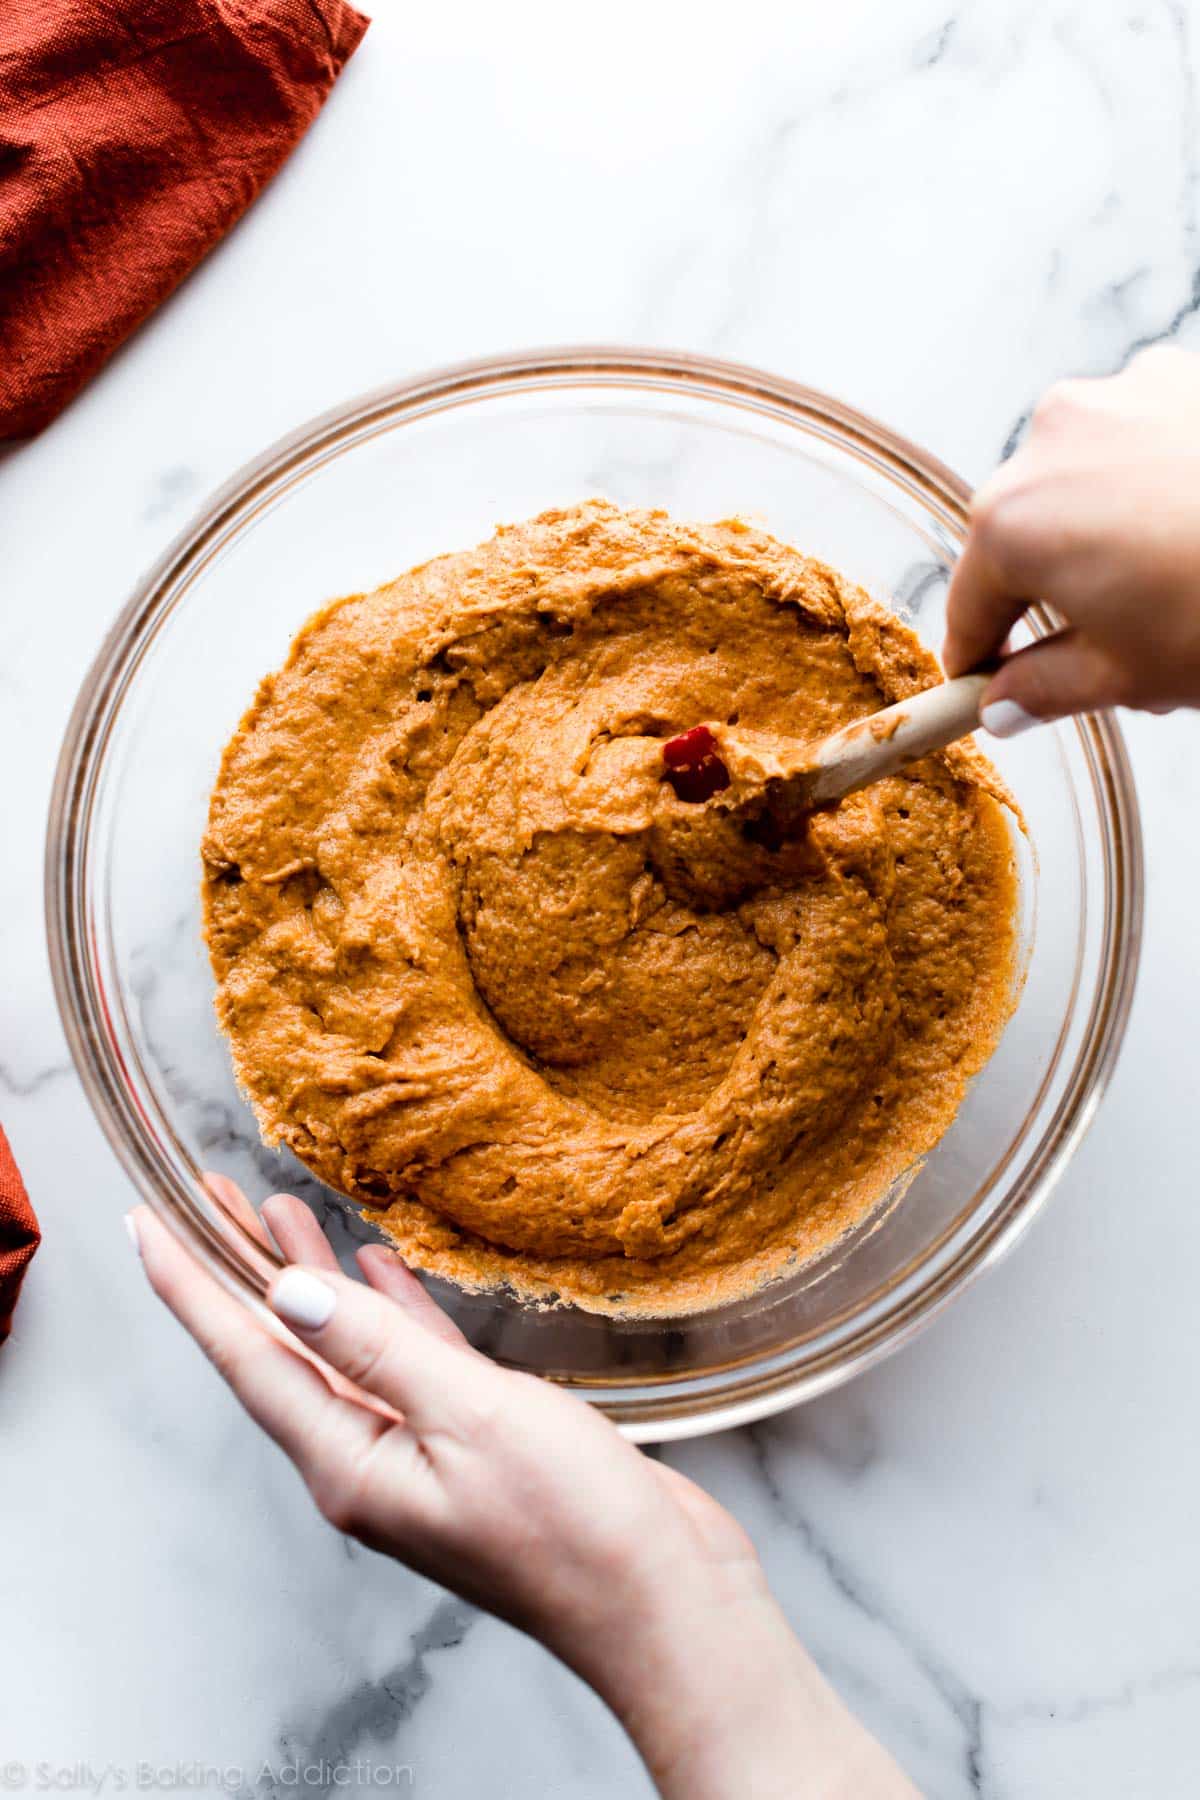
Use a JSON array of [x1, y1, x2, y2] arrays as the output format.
[[203, 502, 1018, 1316]]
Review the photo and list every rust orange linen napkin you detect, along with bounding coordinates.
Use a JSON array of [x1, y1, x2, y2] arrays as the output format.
[[0, 1127, 40, 1342], [0, 0, 369, 439]]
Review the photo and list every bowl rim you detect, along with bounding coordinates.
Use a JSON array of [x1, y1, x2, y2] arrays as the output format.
[[45, 344, 1144, 1440]]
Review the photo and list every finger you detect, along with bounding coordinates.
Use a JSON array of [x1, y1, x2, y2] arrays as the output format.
[[132, 1206, 388, 1470], [261, 1193, 474, 1351], [980, 629, 1128, 733], [258, 1197, 411, 1412], [202, 1171, 274, 1253], [264, 1195, 475, 1387], [356, 1245, 476, 1352], [261, 1192, 343, 1273], [268, 1263, 504, 1440], [942, 529, 1031, 677]]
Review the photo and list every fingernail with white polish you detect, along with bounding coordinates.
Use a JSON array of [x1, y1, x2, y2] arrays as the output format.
[[980, 698, 1040, 739], [272, 1268, 337, 1331], [124, 1212, 142, 1258]]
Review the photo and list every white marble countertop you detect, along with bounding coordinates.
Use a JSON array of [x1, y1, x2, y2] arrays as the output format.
[[4, 3, 1200, 1794]]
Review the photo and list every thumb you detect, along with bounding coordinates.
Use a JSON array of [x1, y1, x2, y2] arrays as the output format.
[[979, 630, 1128, 737]]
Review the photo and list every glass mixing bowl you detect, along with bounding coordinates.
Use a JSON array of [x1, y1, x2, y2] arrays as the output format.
[[47, 348, 1142, 1440]]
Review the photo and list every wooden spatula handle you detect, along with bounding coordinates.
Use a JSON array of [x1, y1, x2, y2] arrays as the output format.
[[806, 672, 991, 807]]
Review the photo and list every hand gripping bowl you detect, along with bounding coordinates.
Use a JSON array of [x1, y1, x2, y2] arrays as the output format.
[[47, 349, 1142, 1441]]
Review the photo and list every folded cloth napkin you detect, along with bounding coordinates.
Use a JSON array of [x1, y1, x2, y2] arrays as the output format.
[[0, 1127, 40, 1343], [0, 0, 369, 439]]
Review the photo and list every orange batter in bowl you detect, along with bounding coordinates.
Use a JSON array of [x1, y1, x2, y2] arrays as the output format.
[[203, 502, 1018, 1315]]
